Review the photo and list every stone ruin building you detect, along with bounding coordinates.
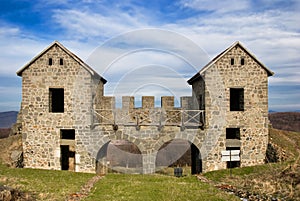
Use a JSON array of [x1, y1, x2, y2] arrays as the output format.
[[16, 41, 274, 174]]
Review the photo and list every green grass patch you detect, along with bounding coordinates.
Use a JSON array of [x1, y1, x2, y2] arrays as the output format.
[[84, 174, 239, 201], [0, 163, 94, 200], [204, 162, 284, 182]]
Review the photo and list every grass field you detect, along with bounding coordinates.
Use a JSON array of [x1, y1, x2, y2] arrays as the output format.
[[84, 174, 239, 201], [0, 163, 94, 200], [0, 162, 239, 201]]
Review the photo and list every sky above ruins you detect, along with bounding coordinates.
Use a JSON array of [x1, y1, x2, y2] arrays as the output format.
[[0, 0, 299, 112]]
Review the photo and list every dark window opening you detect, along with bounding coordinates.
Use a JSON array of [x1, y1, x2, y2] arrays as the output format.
[[60, 58, 63, 65], [230, 88, 244, 111], [49, 58, 53, 65], [49, 88, 64, 113], [230, 58, 234, 65], [226, 147, 240, 168], [61, 129, 75, 140], [226, 128, 240, 140], [241, 58, 245, 65], [61, 145, 69, 170]]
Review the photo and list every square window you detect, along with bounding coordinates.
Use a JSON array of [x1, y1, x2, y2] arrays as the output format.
[[226, 128, 240, 140], [230, 88, 244, 111], [49, 88, 64, 113], [61, 129, 75, 140]]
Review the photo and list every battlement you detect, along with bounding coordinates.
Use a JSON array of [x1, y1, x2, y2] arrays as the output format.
[[94, 96, 204, 130], [98, 96, 197, 110]]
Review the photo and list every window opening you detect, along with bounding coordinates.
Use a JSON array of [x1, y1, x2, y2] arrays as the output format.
[[230, 58, 234, 65], [241, 58, 245, 65], [61, 129, 75, 140], [49, 58, 53, 65], [226, 128, 240, 140], [49, 88, 64, 113], [60, 58, 63, 65], [230, 88, 244, 111]]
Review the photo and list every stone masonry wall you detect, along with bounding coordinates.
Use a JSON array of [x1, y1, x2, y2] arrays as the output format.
[[192, 45, 269, 171], [20, 44, 103, 172], [88, 95, 206, 174]]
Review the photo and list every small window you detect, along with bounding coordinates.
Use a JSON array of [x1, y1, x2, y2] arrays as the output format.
[[230, 88, 244, 111], [61, 129, 75, 140], [49, 88, 64, 113], [226, 128, 240, 140], [49, 58, 53, 65], [230, 58, 234, 65], [60, 58, 64, 65], [241, 58, 245, 65]]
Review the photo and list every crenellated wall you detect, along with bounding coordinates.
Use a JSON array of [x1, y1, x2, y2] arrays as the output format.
[[93, 96, 203, 128]]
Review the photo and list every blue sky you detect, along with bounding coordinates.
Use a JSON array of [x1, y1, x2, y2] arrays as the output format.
[[0, 0, 299, 112]]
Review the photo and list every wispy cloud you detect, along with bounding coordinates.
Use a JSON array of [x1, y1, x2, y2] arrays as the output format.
[[0, 0, 299, 111], [179, 0, 251, 13]]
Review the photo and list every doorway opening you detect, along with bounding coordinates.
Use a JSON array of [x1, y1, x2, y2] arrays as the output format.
[[156, 139, 202, 175], [60, 129, 75, 171], [60, 145, 75, 171], [96, 140, 142, 174]]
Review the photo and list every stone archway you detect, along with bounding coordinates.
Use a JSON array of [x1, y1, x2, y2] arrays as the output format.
[[95, 139, 142, 174], [155, 139, 202, 175]]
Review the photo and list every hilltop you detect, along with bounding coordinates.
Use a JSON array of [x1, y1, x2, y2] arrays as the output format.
[[269, 112, 300, 132], [0, 111, 18, 128]]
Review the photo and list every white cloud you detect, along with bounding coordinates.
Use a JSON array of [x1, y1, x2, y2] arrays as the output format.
[[0, 25, 49, 76], [52, 8, 146, 40], [269, 76, 300, 85], [179, 0, 251, 13], [104, 64, 192, 98]]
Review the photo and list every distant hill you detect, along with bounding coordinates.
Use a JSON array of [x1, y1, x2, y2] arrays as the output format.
[[269, 112, 300, 132], [0, 111, 18, 128]]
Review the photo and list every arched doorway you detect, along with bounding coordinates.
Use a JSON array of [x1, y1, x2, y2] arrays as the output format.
[[96, 140, 142, 174], [155, 139, 202, 175]]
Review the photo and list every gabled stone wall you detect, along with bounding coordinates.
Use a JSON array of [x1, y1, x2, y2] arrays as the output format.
[[191, 45, 269, 171], [20, 44, 104, 172]]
